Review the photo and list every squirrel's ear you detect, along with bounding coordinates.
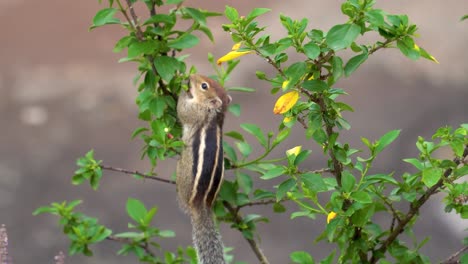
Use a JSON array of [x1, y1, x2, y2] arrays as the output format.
[[227, 95, 232, 104]]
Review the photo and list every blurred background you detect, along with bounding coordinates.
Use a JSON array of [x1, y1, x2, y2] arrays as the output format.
[[0, 0, 467, 263]]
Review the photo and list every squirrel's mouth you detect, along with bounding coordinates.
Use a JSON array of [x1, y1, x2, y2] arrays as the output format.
[[187, 78, 193, 98]]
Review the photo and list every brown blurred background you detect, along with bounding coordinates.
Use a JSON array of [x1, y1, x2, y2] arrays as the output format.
[[0, 0, 467, 263]]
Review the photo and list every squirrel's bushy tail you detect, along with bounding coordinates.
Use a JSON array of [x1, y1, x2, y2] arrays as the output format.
[[191, 207, 225, 264]]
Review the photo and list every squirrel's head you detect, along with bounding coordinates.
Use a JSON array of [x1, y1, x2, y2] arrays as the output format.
[[187, 74, 232, 111]]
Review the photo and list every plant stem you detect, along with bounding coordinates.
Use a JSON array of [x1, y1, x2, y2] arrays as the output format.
[[223, 202, 271, 264], [370, 146, 468, 263]]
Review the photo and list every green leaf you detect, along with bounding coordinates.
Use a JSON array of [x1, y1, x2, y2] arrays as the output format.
[[131, 127, 149, 139], [183, 7, 207, 27], [236, 172, 253, 194], [403, 158, 424, 171], [261, 166, 285, 180], [228, 103, 241, 117], [246, 8, 271, 21], [326, 24, 361, 51], [422, 167, 444, 187], [273, 128, 290, 147], [397, 37, 420, 60], [341, 171, 355, 192], [225, 131, 244, 141], [294, 150, 312, 166], [143, 14, 176, 26], [33, 206, 58, 215], [365, 9, 385, 27], [225, 6, 239, 22], [240, 123, 267, 148], [344, 51, 368, 76], [236, 141, 252, 157], [154, 56, 180, 82], [277, 178, 296, 200], [351, 191, 372, 203], [303, 42, 320, 60], [90, 8, 120, 29], [128, 40, 157, 58], [226, 87, 255, 92], [365, 174, 399, 185], [331, 56, 344, 82], [168, 34, 200, 49], [302, 80, 329, 92], [290, 251, 315, 264], [113, 36, 135, 53], [461, 14, 468, 21], [159, 230, 176, 238], [301, 173, 328, 192], [167, 0, 183, 4], [375, 130, 401, 154], [126, 198, 147, 223]]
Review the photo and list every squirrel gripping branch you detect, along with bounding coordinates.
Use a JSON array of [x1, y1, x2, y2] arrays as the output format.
[[176, 74, 232, 264]]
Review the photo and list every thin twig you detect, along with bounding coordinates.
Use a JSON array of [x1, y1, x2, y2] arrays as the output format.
[[223, 202, 270, 264], [441, 245, 468, 264], [100, 164, 175, 184], [238, 199, 282, 209], [107, 235, 157, 257], [370, 146, 468, 263]]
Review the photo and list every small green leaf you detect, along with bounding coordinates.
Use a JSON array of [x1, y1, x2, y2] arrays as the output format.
[[294, 150, 312, 166], [273, 202, 286, 213], [126, 198, 147, 223], [228, 104, 241, 117], [326, 23, 361, 51], [302, 80, 329, 92], [375, 130, 401, 154], [422, 167, 444, 187], [277, 178, 296, 200], [341, 171, 356, 192], [168, 34, 200, 49], [344, 51, 368, 76], [154, 56, 180, 82], [246, 8, 271, 21], [225, 131, 244, 141], [226, 87, 255, 92], [183, 7, 207, 27], [351, 191, 372, 203], [143, 14, 176, 26], [166, 0, 184, 4], [91, 8, 120, 29], [397, 37, 420, 60], [331, 56, 344, 82], [403, 158, 424, 171], [159, 230, 176, 238], [236, 141, 252, 157], [301, 173, 328, 192], [461, 14, 468, 21], [261, 166, 285, 180], [225, 6, 239, 22], [236, 172, 253, 194], [114, 232, 144, 239], [240, 123, 267, 148], [273, 128, 290, 147], [128, 40, 157, 58], [290, 251, 314, 264], [303, 42, 320, 60]]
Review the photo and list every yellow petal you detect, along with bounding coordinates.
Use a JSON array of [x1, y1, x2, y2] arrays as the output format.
[[273, 91, 299, 114], [217, 50, 254, 65], [232, 42, 242, 50], [327, 211, 337, 224], [286, 146, 302, 157]]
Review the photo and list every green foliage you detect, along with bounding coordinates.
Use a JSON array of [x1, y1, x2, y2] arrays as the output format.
[[34, 0, 467, 263]]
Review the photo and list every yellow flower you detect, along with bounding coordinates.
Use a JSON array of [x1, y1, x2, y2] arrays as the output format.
[[327, 211, 337, 224], [286, 146, 302, 157], [273, 91, 300, 114], [217, 42, 254, 65], [283, 116, 293, 123]]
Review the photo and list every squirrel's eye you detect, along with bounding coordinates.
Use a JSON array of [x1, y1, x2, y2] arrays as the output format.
[[201, 82, 208, 90]]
